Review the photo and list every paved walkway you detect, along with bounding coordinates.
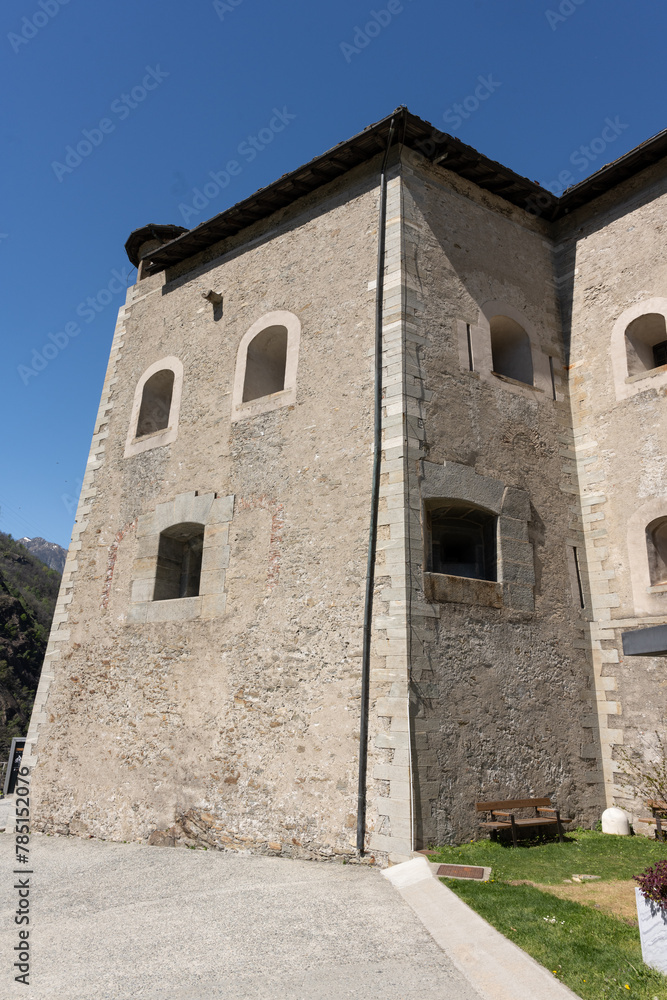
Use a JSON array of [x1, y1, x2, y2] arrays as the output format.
[[1, 832, 484, 1000]]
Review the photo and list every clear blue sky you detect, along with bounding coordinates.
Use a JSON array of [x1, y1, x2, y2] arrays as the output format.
[[1, 0, 664, 548]]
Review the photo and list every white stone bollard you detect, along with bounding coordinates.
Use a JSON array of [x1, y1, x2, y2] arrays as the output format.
[[601, 806, 631, 835]]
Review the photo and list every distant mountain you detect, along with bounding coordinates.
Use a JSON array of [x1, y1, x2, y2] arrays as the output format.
[[0, 533, 62, 759], [18, 537, 67, 574]]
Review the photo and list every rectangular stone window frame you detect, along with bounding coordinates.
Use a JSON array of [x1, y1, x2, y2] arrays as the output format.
[[127, 490, 233, 624], [420, 461, 535, 611]]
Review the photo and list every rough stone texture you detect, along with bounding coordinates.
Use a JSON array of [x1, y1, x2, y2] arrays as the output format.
[[25, 128, 667, 859], [27, 158, 389, 862], [554, 157, 667, 823], [400, 150, 604, 846]]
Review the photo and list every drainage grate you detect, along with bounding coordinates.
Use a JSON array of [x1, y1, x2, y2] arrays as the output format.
[[436, 864, 486, 880]]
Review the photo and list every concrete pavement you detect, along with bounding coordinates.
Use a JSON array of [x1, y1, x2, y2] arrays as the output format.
[[384, 858, 579, 1000], [1, 832, 484, 1000]]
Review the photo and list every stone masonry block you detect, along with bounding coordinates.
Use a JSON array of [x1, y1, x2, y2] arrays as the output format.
[[501, 487, 531, 521], [199, 570, 226, 596], [146, 596, 202, 623], [201, 545, 231, 573], [373, 764, 410, 782], [132, 556, 157, 581], [153, 501, 176, 533], [369, 832, 413, 856], [498, 516, 529, 541], [136, 534, 160, 559], [501, 539, 533, 565], [374, 732, 410, 750], [502, 560, 535, 586], [375, 798, 412, 820], [136, 513, 156, 538], [201, 594, 227, 619], [204, 523, 230, 547], [131, 579, 154, 603], [421, 460, 505, 512], [209, 495, 235, 523], [174, 491, 216, 526], [127, 603, 148, 624]]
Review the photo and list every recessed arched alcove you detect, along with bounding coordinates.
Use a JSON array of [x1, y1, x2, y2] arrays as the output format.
[[136, 369, 175, 436], [489, 315, 534, 385], [242, 325, 288, 402], [625, 313, 667, 376]]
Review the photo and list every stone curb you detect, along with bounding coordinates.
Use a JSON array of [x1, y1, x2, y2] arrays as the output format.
[[382, 857, 580, 1000]]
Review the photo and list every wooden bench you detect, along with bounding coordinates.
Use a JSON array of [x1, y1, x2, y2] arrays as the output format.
[[637, 800, 667, 841], [476, 797, 572, 847]]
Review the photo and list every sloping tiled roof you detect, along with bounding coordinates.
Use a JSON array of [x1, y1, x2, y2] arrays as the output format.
[[136, 107, 667, 275]]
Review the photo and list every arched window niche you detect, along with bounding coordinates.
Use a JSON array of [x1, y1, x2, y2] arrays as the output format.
[[232, 311, 301, 421], [625, 314, 667, 377], [610, 300, 667, 400], [125, 356, 184, 458], [242, 325, 288, 402], [490, 315, 534, 385], [153, 522, 204, 601], [137, 369, 175, 436], [646, 517, 667, 589]]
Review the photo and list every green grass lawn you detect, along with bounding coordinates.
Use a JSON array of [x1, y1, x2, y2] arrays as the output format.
[[427, 829, 667, 884], [425, 832, 667, 1000]]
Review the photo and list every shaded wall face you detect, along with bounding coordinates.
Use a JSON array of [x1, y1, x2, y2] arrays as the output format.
[[31, 175, 382, 858], [558, 165, 667, 817], [402, 157, 603, 846]]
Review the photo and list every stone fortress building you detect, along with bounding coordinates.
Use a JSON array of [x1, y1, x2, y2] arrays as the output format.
[[25, 108, 667, 864]]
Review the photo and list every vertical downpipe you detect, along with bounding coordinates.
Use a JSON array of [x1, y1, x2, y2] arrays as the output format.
[[357, 117, 396, 854]]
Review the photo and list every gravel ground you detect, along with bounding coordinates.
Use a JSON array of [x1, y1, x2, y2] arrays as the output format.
[[1, 832, 483, 999]]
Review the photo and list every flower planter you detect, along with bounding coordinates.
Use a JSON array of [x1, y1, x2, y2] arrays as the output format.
[[635, 887, 667, 974]]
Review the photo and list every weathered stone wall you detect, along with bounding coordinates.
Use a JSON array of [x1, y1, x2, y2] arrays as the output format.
[[555, 159, 667, 822], [28, 158, 402, 861], [27, 130, 667, 858], [400, 149, 604, 846]]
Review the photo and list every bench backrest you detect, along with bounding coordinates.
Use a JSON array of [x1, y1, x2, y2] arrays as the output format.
[[476, 797, 552, 812]]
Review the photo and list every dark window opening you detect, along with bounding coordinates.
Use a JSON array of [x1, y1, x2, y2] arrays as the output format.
[[625, 314, 667, 376], [490, 315, 533, 385], [653, 340, 667, 368], [136, 369, 175, 437], [646, 517, 667, 587], [427, 504, 497, 581], [153, 522, 204, 601], [242, 325, 288, 402]]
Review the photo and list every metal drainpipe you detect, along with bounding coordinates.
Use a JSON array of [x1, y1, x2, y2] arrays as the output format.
[[357, 116, 396, 855]]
